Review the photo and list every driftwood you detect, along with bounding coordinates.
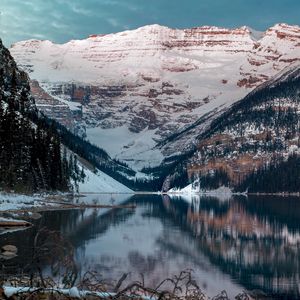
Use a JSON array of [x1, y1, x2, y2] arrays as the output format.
[[39, 203, 137, 211], [0, 220, 31, 227], [65, 203, 136, 209], [2, 203, 136, 215]]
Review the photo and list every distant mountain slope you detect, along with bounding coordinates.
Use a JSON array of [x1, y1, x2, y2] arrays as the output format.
[[10, 23, 300, 171], [0, 39, 134, 193], [166, 63, 300, 192]]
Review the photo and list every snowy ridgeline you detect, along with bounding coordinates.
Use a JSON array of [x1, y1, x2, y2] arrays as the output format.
[[10, 24, 300, 170]]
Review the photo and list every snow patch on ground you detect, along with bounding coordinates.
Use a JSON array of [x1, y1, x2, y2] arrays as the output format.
[[3, 286, 151, 300], [0, 169, 133, 213], [168, 180, 200, 194], [168, 181, 233, 198], [0, 193, 47, 211]]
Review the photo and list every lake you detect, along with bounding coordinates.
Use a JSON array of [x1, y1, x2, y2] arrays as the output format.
[[1, 193, 300, 299]]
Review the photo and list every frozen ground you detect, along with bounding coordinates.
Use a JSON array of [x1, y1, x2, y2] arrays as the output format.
[[0, 193, 51, 211]]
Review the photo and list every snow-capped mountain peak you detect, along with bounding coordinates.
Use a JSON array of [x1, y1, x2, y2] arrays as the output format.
[[10, 23, 300, 171]]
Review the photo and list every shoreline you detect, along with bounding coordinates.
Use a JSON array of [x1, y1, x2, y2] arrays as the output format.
[[1, 189, 300, 216], [247, 192, 300, 197]]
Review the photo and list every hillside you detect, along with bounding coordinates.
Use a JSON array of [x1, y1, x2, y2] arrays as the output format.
[[0, 38, 134, 193], [77, 167, 133, 193], [0, 39, 74, 192], [10, 23, 300, 171], [166, 63, 300, 193]]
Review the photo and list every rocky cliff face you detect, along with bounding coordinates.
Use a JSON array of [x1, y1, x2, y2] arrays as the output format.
[[10, 23, 300, 171], [0, 39, 35, 111]]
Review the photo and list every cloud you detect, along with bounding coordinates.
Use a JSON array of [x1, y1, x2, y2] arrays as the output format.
[[71, 5, 94, 16], [106, 17, 120, 28]]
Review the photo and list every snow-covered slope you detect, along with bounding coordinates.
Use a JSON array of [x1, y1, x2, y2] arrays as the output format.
[[10, 23, 300, 170], [78, 167, 133, 193], [168, 63, 300, 193]]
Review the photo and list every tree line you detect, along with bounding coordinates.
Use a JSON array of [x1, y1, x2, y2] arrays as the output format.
[[0, 68, 83, 192]]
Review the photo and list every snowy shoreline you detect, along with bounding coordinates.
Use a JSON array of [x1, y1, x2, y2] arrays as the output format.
[[0, 192, 55, 212], [1, 189, 299, 215]]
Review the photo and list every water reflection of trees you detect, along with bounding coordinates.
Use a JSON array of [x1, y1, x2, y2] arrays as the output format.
[[0, 206, 135, 277], [2, 194, 300, 298], [161, 195, 300, 298], [114, 194, 300, 297]]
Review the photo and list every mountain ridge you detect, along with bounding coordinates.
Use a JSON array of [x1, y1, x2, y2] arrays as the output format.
[[166, 62, 300, 192], [9, 23, 300, 173], [12, 22, 299, 45]]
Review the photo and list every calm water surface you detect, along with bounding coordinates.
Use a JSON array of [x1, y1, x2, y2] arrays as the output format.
[[1, 194, 300, 299]]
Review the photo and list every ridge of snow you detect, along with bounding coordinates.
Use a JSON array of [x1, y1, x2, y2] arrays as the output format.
[[9, 23, 266, 84]]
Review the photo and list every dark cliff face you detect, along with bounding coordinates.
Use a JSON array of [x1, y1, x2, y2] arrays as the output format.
[[1, 40, 22, 82], [0, 39, 35, 112]]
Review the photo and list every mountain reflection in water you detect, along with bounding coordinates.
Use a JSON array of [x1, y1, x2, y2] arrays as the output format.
[[1, 194, 300, 299]]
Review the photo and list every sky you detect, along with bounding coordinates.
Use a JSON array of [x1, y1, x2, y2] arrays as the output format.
[[0, 0, 299, 47]]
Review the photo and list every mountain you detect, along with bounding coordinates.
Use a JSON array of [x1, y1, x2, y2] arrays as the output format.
[[166, 63, 300, 193], [0, 38, 133, 193], [10, 23, 300, 173], [0, 38, 72, 192]]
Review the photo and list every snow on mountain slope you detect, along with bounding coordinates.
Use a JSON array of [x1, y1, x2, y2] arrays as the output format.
[[78, 167, 133, 193], [10, 23, 300, 170], [171, 63, 300, 193]]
